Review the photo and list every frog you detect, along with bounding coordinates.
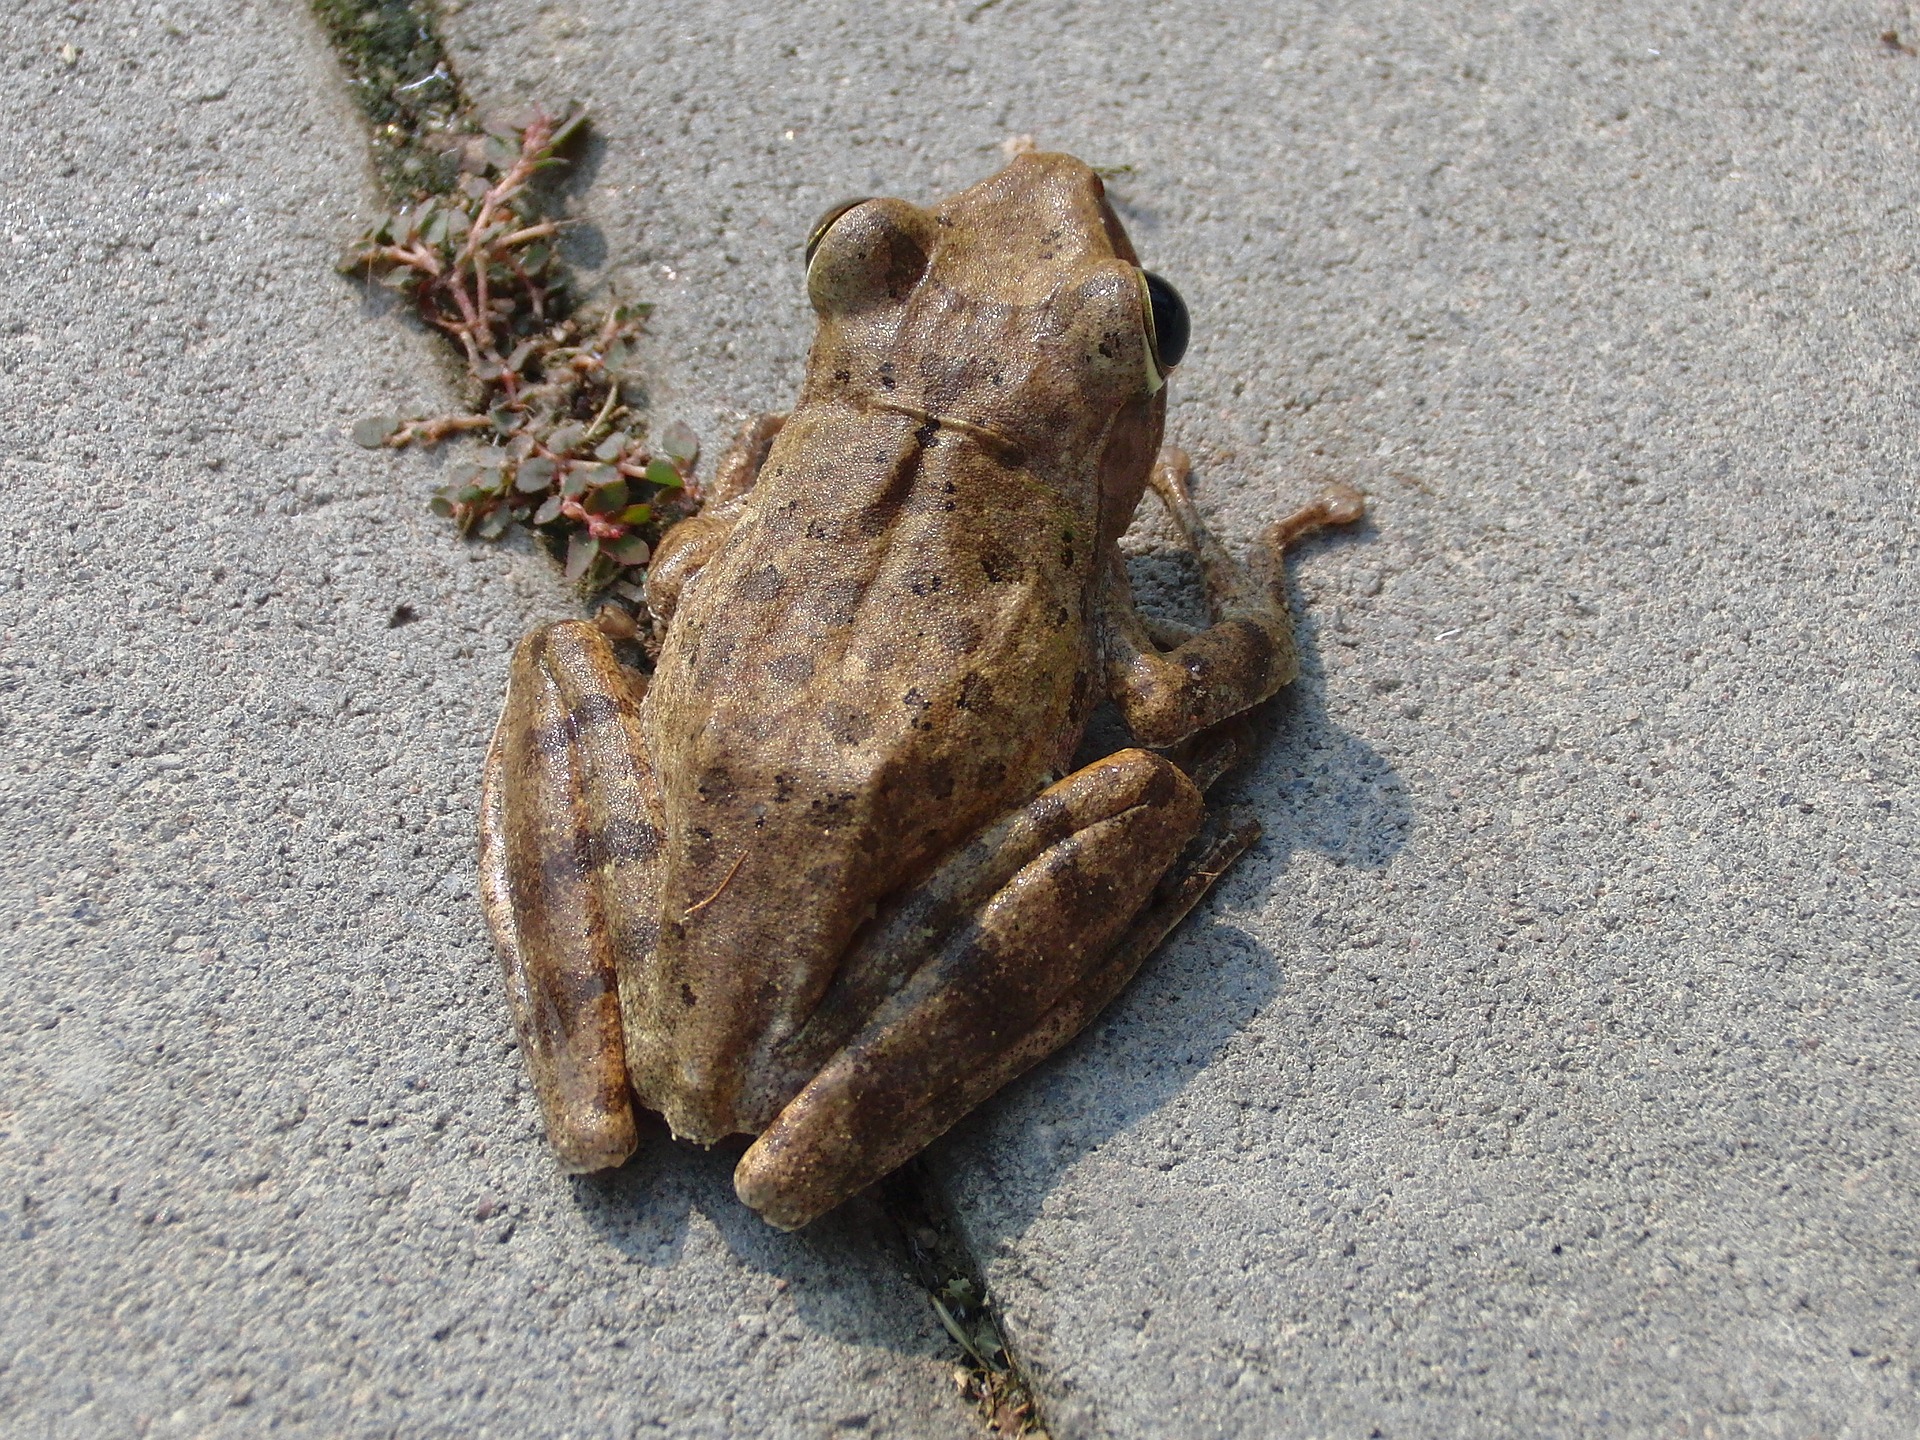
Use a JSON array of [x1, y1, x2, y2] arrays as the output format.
[[477, 150, 1363, 1230]]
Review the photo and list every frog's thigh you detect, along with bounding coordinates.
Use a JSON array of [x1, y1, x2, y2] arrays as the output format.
[[478, 620, 663, 1172], [734, 748, 1208, 1230]]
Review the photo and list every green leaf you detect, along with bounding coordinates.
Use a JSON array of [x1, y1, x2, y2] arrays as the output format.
[[594, 433, 627, 462], [548, 422, 586, 454], [532, 494, 564, 525], [571, 463, 619, 490], [428, 495, 455, 517], [455, 484, 490, 505], [352, 414, 398, 448], [644, 458, 683, 489], [608, 534, 652, 566], [559, 465, 590, 499], [617, 503, 652, 526], [548, 110, 590, 152], [660, 420, 699, 465], [477, 509, 512, 540], [564, 533, 599, 583], [931, 1298, 987, 1366], [515, 457, 556, 492], [585, 478, 628, 513], [422, 210, 449, 247]]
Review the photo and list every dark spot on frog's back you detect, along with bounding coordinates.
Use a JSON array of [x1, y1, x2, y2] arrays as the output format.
[[923, 757, 955, 801], [765, 652, 815, 685], [738, 564, 784, 602], [956, 671, 995, 713], [979, 549, 1022, 584], [823, 703, 874, 746], [697, 766, 738, 805], [592, 815, 662, 865], [567, 692, 626, 728], [813, 580, 859, 629]]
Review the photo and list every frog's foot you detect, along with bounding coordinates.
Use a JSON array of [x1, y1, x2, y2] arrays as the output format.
[[1102, 447, 1365, 748], [734, 747, 1252, 1230], [479, 620, 663, 1173]]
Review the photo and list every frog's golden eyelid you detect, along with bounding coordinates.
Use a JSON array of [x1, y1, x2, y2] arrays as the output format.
[[804, 198, 874, 267]]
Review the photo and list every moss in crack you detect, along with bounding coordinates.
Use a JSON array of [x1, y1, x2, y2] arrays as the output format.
[[310, 0, 465, 195], [880, 1161, 1050, 1437]]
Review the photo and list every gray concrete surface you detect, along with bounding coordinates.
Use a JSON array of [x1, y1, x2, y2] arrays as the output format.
[[0, 3, 972, 1436], [436, 1, 1920, 1435], [5, 1, 1916, 1438]]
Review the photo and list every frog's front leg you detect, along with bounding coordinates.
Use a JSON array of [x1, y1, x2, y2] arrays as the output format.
[[1102, 447, 1364, 747], [734, 747, 1238, 1230], [642, 411, 784, 630], [478, 620, 664, 1172]]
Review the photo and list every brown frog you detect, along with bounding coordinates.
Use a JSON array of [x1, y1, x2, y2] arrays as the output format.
[[478, 151, 1362, 1230]]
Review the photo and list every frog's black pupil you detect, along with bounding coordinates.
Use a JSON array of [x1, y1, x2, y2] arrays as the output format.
[[1143, 270, 1190, 371], [805, 198, 873, 267]]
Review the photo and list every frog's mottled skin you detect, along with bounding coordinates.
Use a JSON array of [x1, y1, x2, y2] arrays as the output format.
[[478, 152, 1362, 1229]]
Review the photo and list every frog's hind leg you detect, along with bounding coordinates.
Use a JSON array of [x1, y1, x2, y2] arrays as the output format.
[[478, 620, 664, 1172], [734, 747, 1258, 1230], [1104, 447, 1363, 747]]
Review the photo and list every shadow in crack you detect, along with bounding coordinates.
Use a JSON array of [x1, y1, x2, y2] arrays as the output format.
[[569, 1133, 955, 1360], [925, 514, 1410, 1243]]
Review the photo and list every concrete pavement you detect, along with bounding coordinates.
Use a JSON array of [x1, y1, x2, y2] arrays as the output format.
[[439, 0, 1918, 1434], [4, 0, 1915, 1436]]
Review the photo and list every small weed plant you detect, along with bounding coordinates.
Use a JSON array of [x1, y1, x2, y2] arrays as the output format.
[[342, 111, 696, 601]]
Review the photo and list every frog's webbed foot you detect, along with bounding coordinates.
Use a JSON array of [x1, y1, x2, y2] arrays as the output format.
[[734, 747, 1253, 1230], [478, 620, 664, 1172], [1102, 446, 1364, 749], [642, 411, 786, 635]]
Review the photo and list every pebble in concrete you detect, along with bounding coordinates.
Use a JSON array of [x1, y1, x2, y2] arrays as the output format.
[[0, 3, 970, 1435]]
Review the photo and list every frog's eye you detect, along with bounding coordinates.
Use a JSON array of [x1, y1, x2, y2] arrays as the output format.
[[1141, 270, 1190, 374], [804, 198, 874, 268]]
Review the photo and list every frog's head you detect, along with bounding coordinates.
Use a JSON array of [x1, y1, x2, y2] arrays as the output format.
[[799, 152, 1189, 518]]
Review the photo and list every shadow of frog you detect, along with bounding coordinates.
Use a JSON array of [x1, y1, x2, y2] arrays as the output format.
[[567, 1133, 957, 1360], [924, 517, 1410, 1245]]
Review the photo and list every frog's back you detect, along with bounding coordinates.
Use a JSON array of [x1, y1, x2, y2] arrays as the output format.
[[627, 400, 1098, 1138]]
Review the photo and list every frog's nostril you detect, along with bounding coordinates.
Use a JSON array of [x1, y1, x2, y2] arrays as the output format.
[[1142, 270, 1190, 371]]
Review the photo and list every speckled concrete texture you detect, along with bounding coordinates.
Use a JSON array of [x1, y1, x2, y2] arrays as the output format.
[[0, 3, 971, 1436], [434, 1, 1918, 1435]]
